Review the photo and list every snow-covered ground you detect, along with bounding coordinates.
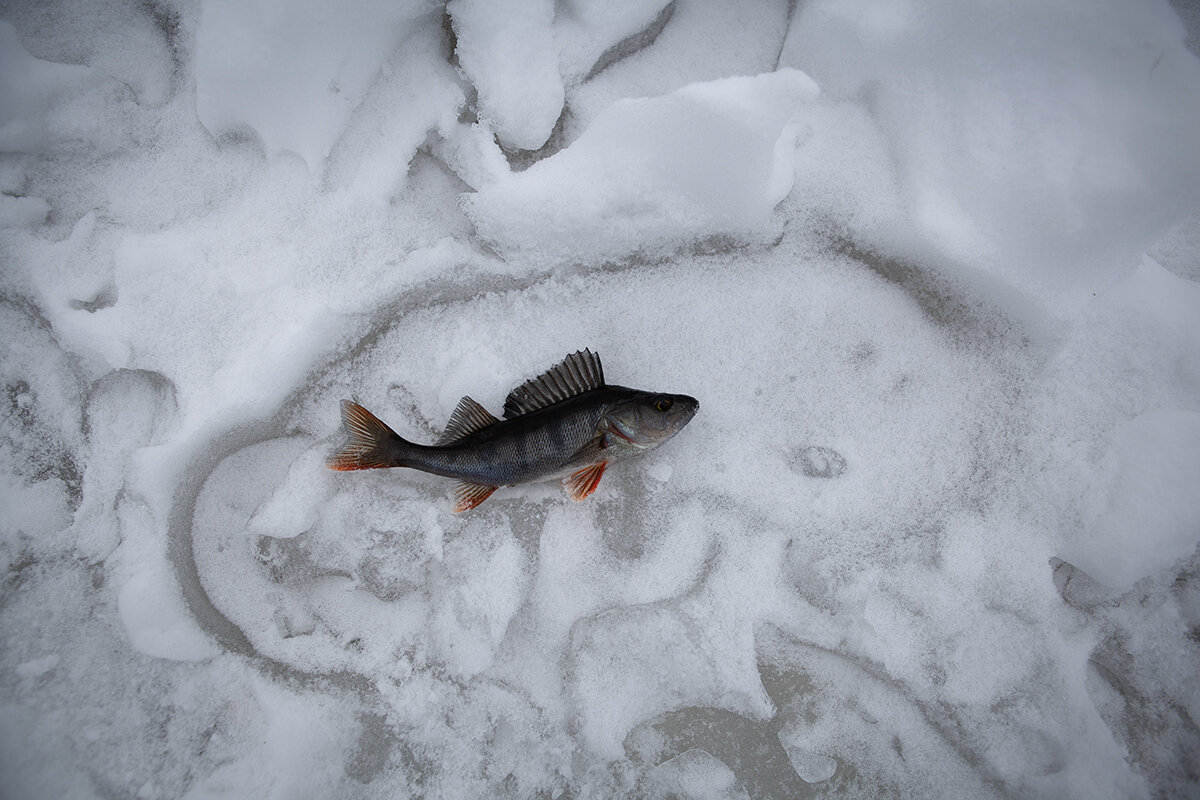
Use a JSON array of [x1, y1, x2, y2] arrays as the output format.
[[3, 0, 1200, 797]]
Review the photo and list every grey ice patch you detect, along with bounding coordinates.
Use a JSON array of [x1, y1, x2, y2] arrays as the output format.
[[790, 446, 846, 479], [583, 1, 676, 82], [69, 285, 116, 312]]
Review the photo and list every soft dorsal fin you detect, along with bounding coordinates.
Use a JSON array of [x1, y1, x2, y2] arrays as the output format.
[[503, 349, 605, 419], [436, 396, 500, 445]]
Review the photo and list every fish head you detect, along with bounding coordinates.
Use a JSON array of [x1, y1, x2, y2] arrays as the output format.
[[603, 392, 699, 450]]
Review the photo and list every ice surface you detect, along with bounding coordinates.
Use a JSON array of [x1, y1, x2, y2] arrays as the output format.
[[3, 0, 1200, 798]]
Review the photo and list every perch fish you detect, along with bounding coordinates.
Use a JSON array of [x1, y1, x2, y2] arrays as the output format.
[[327, 350, 699, 512]]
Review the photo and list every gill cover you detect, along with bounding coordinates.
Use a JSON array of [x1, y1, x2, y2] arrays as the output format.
[[605, 393, 700, 447]]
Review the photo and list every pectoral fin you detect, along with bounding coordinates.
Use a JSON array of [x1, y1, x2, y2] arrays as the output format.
[[564, 461, 607, 501], [453, 482, 498, 513]]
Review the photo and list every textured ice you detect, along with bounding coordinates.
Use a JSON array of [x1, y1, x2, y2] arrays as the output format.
[[3, 0, 1200, 798]]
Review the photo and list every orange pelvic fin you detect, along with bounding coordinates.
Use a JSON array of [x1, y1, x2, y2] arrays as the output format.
[[564, 461, 607, 501]]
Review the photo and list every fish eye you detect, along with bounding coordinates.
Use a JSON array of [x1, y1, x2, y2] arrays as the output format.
[[654, 398, 673, 413]]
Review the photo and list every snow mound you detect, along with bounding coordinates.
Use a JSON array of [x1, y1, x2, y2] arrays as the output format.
[[465, 69, 818, 263]]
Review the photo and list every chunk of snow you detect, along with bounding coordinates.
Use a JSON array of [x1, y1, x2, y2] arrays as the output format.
[[118, 565, 220, 662], [781, 0, 1200, 301], [464, 69, 818, 263], [448, 0, 564, 151], [15, 654, 59, 679], [195, 0, 434, 170], [1066, 409, 1200, 589]]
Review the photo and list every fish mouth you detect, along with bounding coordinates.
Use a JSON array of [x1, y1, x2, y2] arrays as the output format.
[[664, 399, 699, 438], [677, 396, 700, 424]]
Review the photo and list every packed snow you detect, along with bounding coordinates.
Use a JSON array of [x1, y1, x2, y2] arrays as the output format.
[[2, 0, 1200, 797]]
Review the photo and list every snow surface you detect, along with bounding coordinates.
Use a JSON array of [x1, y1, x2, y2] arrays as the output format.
[[2, 0, 1200, 797]]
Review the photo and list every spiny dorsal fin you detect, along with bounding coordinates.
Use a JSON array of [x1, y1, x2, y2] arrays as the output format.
[[503, 349, 605, 419], [436, 396, 500, 445]]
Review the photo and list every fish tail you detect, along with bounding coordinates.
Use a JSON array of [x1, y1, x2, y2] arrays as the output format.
[[326, 400, 407, 470]]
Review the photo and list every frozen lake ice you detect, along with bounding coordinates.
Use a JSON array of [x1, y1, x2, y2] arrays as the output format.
[[3, 0, 1200, 797]]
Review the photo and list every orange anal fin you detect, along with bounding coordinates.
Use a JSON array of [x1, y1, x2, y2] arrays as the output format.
[[564, 461, 607, 501], [453, 482, 498, 513]]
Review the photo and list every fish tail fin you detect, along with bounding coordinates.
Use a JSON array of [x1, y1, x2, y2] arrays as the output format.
[[326, 400, 406, 470]]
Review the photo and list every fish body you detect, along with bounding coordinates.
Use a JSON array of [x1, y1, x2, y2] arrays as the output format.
[[327, 350, 698, 511]]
